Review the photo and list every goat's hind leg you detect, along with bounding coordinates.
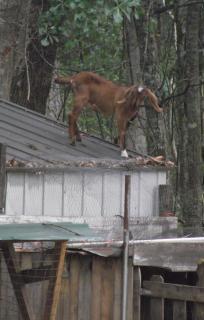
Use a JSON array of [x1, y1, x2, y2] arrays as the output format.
[[68, 112, 76, 145], [68, 98, 87, 145]]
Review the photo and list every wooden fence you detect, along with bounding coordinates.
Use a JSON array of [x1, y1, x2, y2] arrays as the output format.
[[134, 261, 204, 320], [1, 250, 204, 320], [0, 251, 134, 320]]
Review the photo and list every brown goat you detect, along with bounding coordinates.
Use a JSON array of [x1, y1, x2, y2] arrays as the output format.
[[55, 72, 163, 158]]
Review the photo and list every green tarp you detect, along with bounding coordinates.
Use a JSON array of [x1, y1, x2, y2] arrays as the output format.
[[0, 222, 100, 241]]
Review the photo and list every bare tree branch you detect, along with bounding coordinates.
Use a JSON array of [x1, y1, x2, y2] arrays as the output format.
[[154, 1, 203, 15]]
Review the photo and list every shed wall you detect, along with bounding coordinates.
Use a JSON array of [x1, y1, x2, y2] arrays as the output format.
[[0, 252, 133, 320], [5, 170, 166, 225]]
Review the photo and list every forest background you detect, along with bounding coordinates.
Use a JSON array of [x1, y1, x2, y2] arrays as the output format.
[[0, 0, 204, 233]]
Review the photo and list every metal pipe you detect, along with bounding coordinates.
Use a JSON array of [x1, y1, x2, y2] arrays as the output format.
[[122, 175, 131, 320], [66, 237, 204, 249]]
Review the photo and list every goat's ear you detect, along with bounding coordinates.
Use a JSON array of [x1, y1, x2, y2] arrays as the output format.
[[138, 86, 144, 93]]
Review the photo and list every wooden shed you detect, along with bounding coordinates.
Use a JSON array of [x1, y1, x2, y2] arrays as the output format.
[[0, 99, 171, 231]]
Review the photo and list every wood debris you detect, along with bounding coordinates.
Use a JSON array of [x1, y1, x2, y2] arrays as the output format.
[[6, 155, 174, 170]]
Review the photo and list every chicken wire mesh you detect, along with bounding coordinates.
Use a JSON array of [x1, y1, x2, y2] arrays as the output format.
[[0, 241, 67, 320]]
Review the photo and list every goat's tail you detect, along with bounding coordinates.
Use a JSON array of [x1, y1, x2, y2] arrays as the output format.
[[54, 75, 73, 85], [145, 88, 163, 113]]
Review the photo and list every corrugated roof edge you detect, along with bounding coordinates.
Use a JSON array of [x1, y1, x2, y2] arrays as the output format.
[[0, 98, 66, 127]]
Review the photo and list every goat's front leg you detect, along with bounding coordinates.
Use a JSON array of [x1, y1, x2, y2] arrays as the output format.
[[74, 121, 82, 142], [117, 117, 129, 158], [68, 111, 82, 145]]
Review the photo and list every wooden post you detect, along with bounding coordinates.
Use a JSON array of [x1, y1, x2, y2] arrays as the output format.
[[43, 240, 67, 320], [1, 241, 35, 320], [133, 267, 141, 320], [122, 175, 131, 320], [194, 259, 204, 320], [0, 143, 6, 214], [150, 275, 164, 320]]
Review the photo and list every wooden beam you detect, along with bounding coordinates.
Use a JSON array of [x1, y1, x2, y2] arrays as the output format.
[[142, 280, 204, 303], [1, 242, 35, 320], [43, 240, 67, 320], [0, 143, 6, 213], [134, 241, 204, 271]]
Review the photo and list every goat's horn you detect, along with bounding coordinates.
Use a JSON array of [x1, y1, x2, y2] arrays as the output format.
[[138, 86, 144, 93]]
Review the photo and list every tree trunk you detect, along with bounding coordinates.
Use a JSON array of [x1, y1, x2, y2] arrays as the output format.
[[123, 0, 165, 156], [0, 0, 31, 99], [141, 0, 164, 156], [123, 14, 147, 154], [200, 8, 204, 155], [175, 1, 203, 231], [10, 0, 57, 114]]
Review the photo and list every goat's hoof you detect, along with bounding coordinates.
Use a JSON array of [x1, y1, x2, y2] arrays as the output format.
[[76, 135, 82, 142], [70, 139, 76, 146], [121, 149, 129, 158]]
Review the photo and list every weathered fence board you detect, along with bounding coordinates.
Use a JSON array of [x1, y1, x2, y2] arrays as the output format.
[[69, 255, 80, 320], [78, 256, 92, 320], [127, 260, 133, 320], [142, 280, 204, 302], [173, 300, 186, 320], [150, 275, 164, 320], [133, 267, 141, 320], [113, 258, 122, 320], [101, 259, 114, 320], [91, 256, 103, 320]]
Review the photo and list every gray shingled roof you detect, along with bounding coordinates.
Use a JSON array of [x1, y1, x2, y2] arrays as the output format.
[[0, 99, 134, 165]]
